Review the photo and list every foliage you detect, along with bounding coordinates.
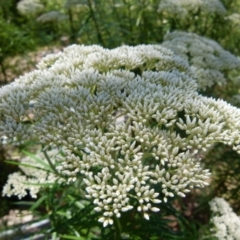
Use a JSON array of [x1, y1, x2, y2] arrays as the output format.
[[1, 0, 240, 81], [0, 17, 35, 83]]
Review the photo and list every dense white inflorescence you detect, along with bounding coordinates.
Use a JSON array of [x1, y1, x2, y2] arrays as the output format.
[[158, 0, 226, 18], [162, 31, 240, 90], [2, 150, 63, 199], [37, 11, 68, 23], [209, 197, 240, 240], [64, 0, 89, 9], [17, 0, 44, 15], [225, 13, 240, 26], [1, 44, 240, 227]]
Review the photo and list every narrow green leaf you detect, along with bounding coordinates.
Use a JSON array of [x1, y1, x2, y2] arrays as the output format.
[[30, 195, 47, 211], [136, 10, 143, 26], [23, 181, 54, 187], [56, 211, 71, 218], [61, 235, 85, 240], [12, 201, 36, 206], [52, 232, 58, 240], [22, 150, 52, 171], [4, 160, 49, 172]]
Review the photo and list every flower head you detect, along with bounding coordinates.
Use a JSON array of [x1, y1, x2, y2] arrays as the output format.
[[2, 149, 63, 199], [158, 0, 226, 18], [162, 31, 240, 90], [17, 0, 44, 16], [37, 11, 68, 23], [1, 44, 240, 226], [209, 197, 240, 240]]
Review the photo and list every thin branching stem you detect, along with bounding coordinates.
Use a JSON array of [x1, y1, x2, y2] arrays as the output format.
[[42, 149, 59, 176], [86, 0, 105, 46]]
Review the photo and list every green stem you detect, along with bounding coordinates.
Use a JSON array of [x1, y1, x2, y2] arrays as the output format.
[[68, 8, 76, 43], [0, 59, 7, 84], [122, 0, 134, 44], [86, 0, 105, 46], [42, 150, 59, 176], [113, 215, 122, 240]]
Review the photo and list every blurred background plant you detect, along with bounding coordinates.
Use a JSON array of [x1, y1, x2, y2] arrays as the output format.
[[1, 0, 240, 239], [1, 0, 240, 82]]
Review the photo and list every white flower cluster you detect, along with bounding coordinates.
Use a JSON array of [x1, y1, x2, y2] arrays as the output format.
[[158, 0, 226, 18], [225, 13, 240, 26], [1, 44, 240, 227], [209, 197, 240, 240], [64, 0, 88, 9], [2, 150, 63, 199], [37, 11, 68, 23], [162, 31, 240, 90], [36, 44, 189, 72], [17, 0, 44, 16]]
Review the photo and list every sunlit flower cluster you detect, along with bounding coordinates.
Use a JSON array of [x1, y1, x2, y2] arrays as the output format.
[[17, 0, 44, 16], [64, 0, 89, 10], [2, 150, 62, 199], [225, 13, 240, 26], [209, 197, 240, 240], [162, 31, 240, 90], [37, 11, 68, 23], [1, 44, 240, 227], [158, 0, 226, 18]]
